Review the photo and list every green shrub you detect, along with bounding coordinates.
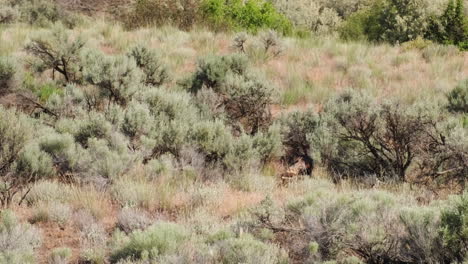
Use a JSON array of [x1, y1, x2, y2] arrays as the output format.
[[447, 79, 468, 113], [440, 192, 468, 262], [127, 45, 170, 87], [110, 222, 188, 263], [224, 133, 259, 172], [25, 25, 86, 83], [373, 0, 433, 43], [339, 0, 464, 46], [35, 82, 62, 102], [0, 210, 41, 264], [338, 7, 373, 41], [43, 84, 86, 118], [427, 0, 467, 50], [303, 191, 406, 261], [201, 0, 292, 35]]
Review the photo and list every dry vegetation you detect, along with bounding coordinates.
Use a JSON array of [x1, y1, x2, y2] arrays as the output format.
[[0, 0, 467, 263]]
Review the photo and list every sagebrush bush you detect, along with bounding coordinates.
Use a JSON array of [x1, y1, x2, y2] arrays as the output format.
[[221, 73, 275, 134], [110, 222, 188, 263], [252, 123, 283, 163], [128, 45, 170, 87], [318, 92, 445, 181], [25, 25, 86, 83], [440, 192, 468, 262], [74, 112, 112, 146], [183, 54, 275, 134], [25, 180, 71, 205], [280, 110, 320, 174], [0, 5, 19, 24], [125, 0, 200, 29], [201, 0, 292, 34], [255, 189, 439, 263], [117, 208, 152, 234], [86, 135, 136, 180], [232, 30, 286, 62], [183, 54, 249, 94], [0, 107, 54, 207], [216, 235, 284, 264], [0, 210, 41, 264], [38, 131, 87, 178], [76, 212, 108, 263], [111, 178, 158, 209], [414, 119, 468, 188], [447, 79, 468, 113], [399, 207, 444, 263], [82, 51, 143, 106], [190, 120, 235, 165], [30, 201, 72, 226], [14, 142, 54, 183], [140, 87, 200, 161], [122, 101, 154, 140], [45, 84, 86, 118], [0, 56, 17, 93]]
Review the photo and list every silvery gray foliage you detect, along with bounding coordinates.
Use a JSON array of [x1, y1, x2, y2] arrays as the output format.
[[0, 210, 41, 263], [128, 45, 170, 87]]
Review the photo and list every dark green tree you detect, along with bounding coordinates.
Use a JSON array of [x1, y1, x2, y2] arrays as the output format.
[[427, 0, 467, 49]]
